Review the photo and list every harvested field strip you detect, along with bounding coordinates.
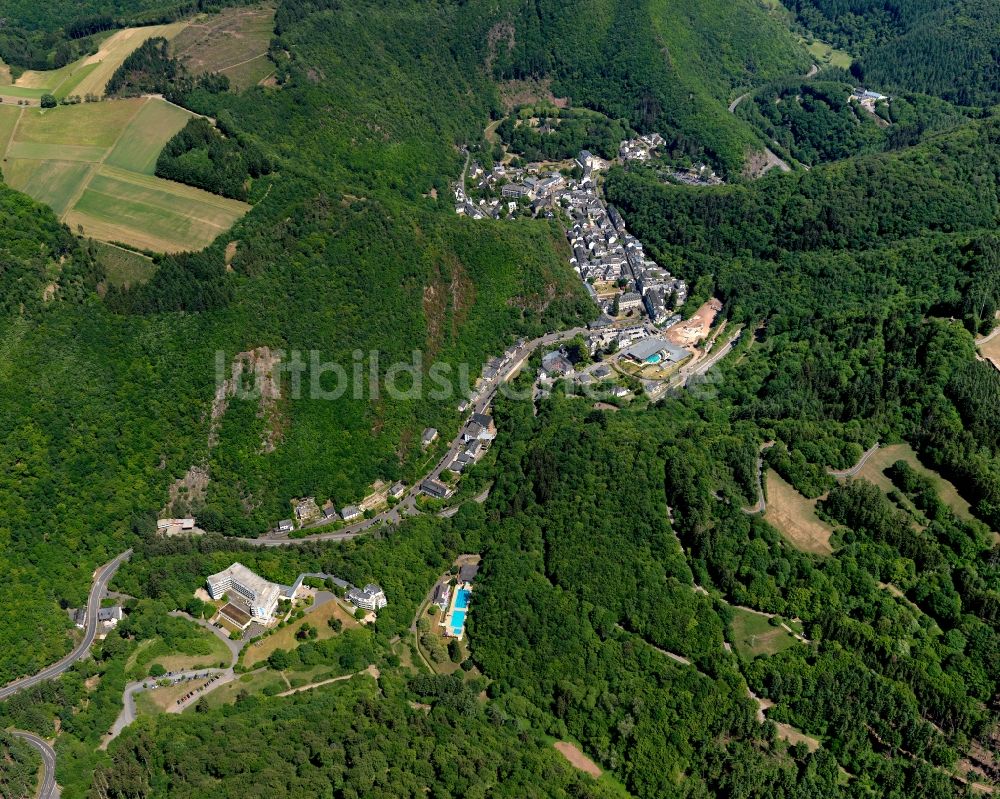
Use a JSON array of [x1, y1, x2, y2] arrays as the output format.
[[73, 23, 189, 99], [763, 468, 834, 555], [6, 142, 108, 162]]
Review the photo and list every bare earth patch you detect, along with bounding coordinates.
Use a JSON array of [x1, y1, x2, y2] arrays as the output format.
[[497, 78, 569, 112], [209, 346, 284, 452], [668, 298, 722, 347], [554, 742, 602, 778], [763, 468, 834, 555], [162, 464, 210, 518]]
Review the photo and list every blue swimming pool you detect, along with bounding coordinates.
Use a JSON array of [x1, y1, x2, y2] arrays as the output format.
[[448, 588, 472, 637], [645, 353, 662, 364], [448, 609, 467, 637]]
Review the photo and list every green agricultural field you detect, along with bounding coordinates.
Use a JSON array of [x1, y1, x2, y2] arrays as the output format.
[[105, 99, 194, 174], [14, 99, 145, 148], [729, 608, 798, 658], [68, 165, 249, 253], [2, 159, 93, 217], [0, 105, 21, 155], [5, 97, 248, 252]]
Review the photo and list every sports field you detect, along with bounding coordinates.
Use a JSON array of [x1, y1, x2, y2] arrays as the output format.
[[171, 5, 276, 90], [9, 23, 189, 100], [2, 97, 249, 252]]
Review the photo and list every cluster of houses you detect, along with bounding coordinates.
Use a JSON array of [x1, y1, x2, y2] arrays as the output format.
[[455, 160, 568, 220], [70, 605, 124, 630], [277, 480, 410, 533], [447, 412, 496, 474], [562, 174, 687, 322], [618, 132, 665, 161]]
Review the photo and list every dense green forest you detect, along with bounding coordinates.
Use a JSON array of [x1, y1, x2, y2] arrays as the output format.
[[0, 732, 40, 799], [782, 0, 1000, 105], [735, 79, 973, 166], [489, 0, 810, 174], [155, 118, 272, 201], [496, 107, 633, 161]]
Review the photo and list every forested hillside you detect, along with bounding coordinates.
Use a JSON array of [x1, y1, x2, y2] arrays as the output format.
[[782, 0, 1000, 105], [0, 0, 590, 687], [490, 0, 810, 174]]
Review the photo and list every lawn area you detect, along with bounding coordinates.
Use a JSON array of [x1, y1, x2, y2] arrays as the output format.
[[763, 468, 835, 555], [805, 39, 853, 69], [729, 607, 797, 658], [105, 99, 194, 174], [850, 443, 977, 522], [126, 629, 232, 678], [171, 5, 276, 91], [93, 241, 157, 288], [243, 598, 359, 668]]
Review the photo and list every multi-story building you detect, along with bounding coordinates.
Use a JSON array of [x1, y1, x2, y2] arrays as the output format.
[[206, 562, 281, 621], [346, 583, 388, 611]]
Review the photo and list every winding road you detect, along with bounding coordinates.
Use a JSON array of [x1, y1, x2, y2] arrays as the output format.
[[10, 730, 57, 799], [0, 550, 132, 701], [240, 325, 598, 547], [828, 443, 879, 478]]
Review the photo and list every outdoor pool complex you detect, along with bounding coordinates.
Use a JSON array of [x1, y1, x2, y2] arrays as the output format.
[[645, 354, 662, 364], [449, 588, 471, 637]]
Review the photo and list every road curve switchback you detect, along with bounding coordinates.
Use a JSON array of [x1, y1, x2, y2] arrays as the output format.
[[0, 549, 132, 701]]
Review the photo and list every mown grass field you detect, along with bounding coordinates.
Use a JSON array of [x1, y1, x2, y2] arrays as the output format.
[[3, 97, 248, 252], [806, 40, 853, 69], [850, 443, 976, 522], [0, 105, 20, 155], [105, 99, 194, 173], [243, 599, 360, 668], [763, 468, 835, 555], [171, 5, 276, 90], [729, 607, 798, 658], [68, 164, 249, 253]]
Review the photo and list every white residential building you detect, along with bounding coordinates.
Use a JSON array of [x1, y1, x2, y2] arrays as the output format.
[[206, 562, 281, 621], [346, 583, 388, 611]]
